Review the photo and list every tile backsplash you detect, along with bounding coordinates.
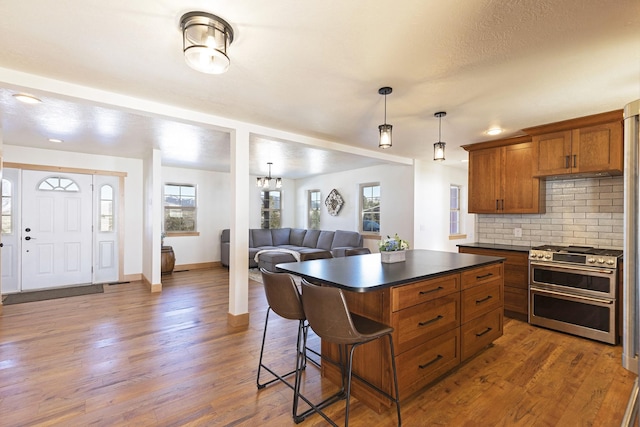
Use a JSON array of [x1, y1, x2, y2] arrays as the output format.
[[477, 176, 623, 249]]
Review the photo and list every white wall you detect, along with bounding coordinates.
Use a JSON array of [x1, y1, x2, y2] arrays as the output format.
[[3, 145, 143, 276], [162, 166, 231, 265], [295, 164, 414, 252], [413, 160, 476, 252]]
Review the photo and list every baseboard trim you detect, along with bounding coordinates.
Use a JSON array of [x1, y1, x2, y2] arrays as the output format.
[[142, 274, 162, 293], [175, 261, 220, 271], [123, 273, 142, 282], [227, 312, 250, 328]]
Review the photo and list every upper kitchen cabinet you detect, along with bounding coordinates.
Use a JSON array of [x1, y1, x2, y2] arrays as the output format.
[[524, 110, 623, 178], [463, 136, 545, 214]]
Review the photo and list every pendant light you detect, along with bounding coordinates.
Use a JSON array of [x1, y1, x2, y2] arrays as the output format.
[[256, 162, 282, 189], [180, 12, 234, 74], [433, 111, 447, 161], [378, 87, 393, 149]]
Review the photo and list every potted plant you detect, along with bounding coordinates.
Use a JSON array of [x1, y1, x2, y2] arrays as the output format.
[[379, 234, 409, 263]]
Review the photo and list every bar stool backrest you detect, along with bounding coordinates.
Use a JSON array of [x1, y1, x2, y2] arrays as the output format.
[[260, 268, 305, 321], [300, 279, 362, 345], [345, 248, 371, 256]]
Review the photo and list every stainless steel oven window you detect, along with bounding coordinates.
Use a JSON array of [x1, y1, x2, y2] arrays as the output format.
[[530, 262, 616, 298], [529, 288, 616, 344]]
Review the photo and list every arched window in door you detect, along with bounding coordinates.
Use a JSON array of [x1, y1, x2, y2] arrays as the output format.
[[2, 178, 13, 234], [37, 176, 80, 192], [100, 184, 114, 232]]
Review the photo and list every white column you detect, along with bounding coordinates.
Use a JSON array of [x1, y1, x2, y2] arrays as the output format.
[[228, 127, 250, 326]]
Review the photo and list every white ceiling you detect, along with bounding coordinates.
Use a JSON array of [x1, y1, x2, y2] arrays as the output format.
[[0, 1, 638, 178]]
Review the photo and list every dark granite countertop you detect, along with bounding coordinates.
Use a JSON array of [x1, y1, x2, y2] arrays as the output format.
[[457, 242, 531, 253], [276, 249, 505, 292]]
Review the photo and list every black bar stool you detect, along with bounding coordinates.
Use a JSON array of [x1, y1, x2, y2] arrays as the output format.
[[256, 268, 343, 423], [345, 248, 371, 256], [300, 278, 402, 426]]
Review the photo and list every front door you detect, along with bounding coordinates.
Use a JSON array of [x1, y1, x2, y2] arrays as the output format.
[[21, 171, 93, 290]]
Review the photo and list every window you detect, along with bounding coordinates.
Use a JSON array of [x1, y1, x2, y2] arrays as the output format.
[[308, 190, 321, 229], [360, 183, 380, 234], [261, 190, 281, 229], [100, 185, 114, 232], [164, 183, 197, 233], [450, 185, 461, 235], [38, 176, 79, 192], [2, 179, 12, 234]]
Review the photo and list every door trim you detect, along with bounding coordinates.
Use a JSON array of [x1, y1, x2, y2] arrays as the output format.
[[3, 162, 126, 284]]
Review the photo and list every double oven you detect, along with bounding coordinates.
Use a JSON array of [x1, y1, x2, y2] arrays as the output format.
[[529, 245, 622, 345]]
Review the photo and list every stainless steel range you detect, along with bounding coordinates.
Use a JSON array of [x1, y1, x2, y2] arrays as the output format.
[[529, 245, 623, 344]]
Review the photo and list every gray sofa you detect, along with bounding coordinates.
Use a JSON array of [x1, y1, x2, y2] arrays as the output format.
[[220, 228, 364, 272]]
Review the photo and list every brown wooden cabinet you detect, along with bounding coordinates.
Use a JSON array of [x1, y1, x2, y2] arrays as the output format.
[[525, 111, 623, 177], [328, 262, 504, 409], [458, 246, 529, 321], [465, 136, 544, 214]]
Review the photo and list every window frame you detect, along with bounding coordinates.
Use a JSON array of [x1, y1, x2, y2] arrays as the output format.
[[163, 183, 198, 235], [359, 182, 380, 236], [308, 189, 321, 230], [449, 184, 467, 240], [1, 178, 13, 235], [260, 190, 282, 229]]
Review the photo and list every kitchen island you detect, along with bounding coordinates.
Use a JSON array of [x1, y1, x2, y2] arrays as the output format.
[[277, 249, 505, 412]]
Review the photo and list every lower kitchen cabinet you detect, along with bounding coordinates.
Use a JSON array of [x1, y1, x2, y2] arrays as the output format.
[[458, 246, 529, 321], [331, 261, 504, 411]]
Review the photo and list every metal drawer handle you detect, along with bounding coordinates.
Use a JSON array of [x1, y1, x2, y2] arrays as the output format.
[[419, 354, 443, 369], [419, 286, 443, 295], [476, 327, 493, 337], [476, 273, 493, 280], [418, 315, 443, 327], [475, 295, 493, 304]]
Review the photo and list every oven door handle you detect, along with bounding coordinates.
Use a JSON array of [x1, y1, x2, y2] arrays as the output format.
[[530, 262, 614, 275], [532, 288, 614, 305]]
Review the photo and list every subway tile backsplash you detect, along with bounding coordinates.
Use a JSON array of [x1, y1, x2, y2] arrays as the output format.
[[477, 176, 623, 249]]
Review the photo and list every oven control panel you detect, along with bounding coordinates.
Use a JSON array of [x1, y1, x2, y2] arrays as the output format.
[[529, 250, 619, 267]]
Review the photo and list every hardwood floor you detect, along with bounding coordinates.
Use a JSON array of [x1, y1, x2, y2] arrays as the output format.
[[0, 267, 636, 426]]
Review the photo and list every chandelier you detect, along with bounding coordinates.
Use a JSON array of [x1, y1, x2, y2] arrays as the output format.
[[256, 162, 282, 189]]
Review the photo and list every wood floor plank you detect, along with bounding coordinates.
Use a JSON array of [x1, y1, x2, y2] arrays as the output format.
[[0, 267, 636, 426]]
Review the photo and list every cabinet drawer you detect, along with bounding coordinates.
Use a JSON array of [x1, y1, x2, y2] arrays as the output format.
[[392, 293, 460, 354], [461, 280, 503, 323], [461, 307, 503, 361], [461, 263, 503, 290], [396, 328, 460, 399], [392, 274, 459, 311]]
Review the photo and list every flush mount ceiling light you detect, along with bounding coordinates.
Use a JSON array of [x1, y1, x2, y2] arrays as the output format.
[[378, 87, 393, 149], [486, 127, 503, 136], [433, 111, 447, 161], [13, 93, 42, 104], [180, 11, 234, 74], [256, 162, 282, 189]]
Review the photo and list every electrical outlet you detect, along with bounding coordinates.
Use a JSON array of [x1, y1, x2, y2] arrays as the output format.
[[514, 227, 522, 238]]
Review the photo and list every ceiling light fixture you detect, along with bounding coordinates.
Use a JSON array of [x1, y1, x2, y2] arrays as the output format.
[[378, 87, 393, 149], [48, 138, 63, 143], [256, 162, 282, 189], [180, 11, 234, 74], [486, 127, 503, 136], [13, 93, 42, 104], [433, 111, 447, 161]]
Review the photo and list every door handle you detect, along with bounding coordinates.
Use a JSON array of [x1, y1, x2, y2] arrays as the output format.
[[25, 236, 32, 241], [565, 155, 570, 169], [573, 154, 577, 168]]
